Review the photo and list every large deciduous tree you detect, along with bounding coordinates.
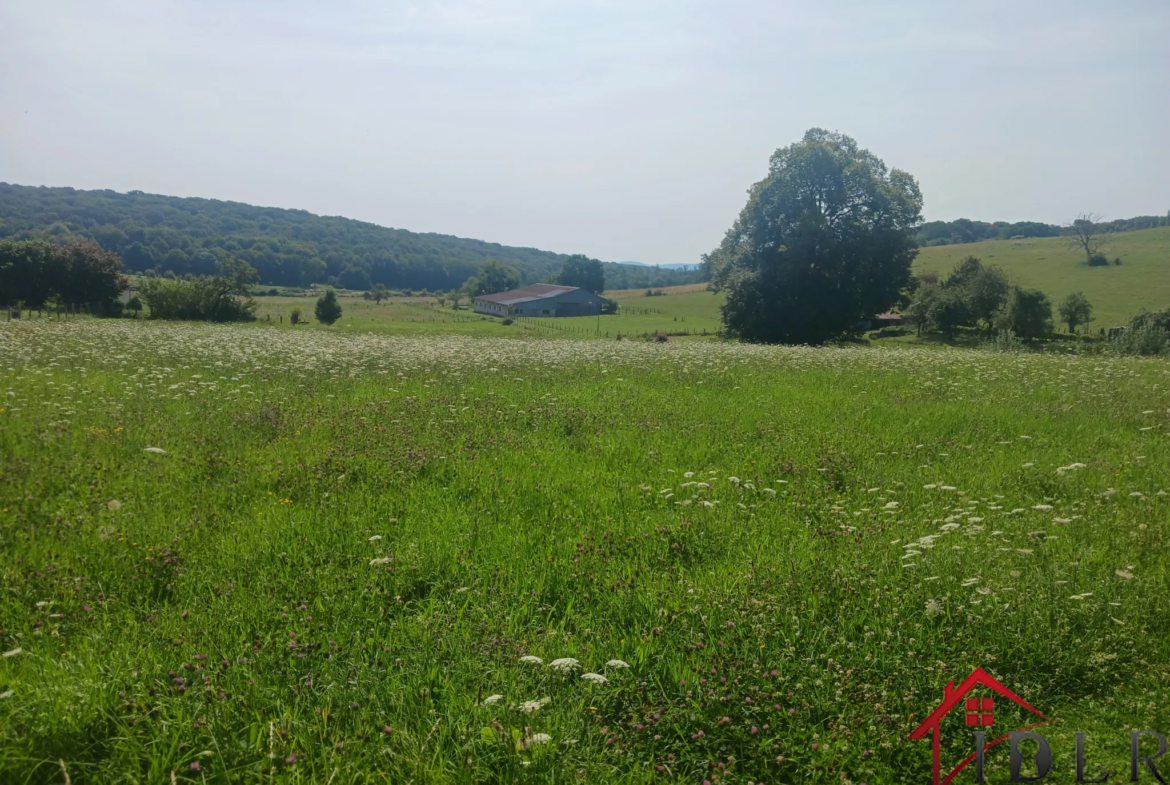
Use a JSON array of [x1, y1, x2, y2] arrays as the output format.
[[0, 238, 127, 309], [51, 240, 129, 306], [1066, 213, 1108, 263], [555, 254, 606, 295], [1057, 291, 1093, 333], [997, 287, 1052, 339], [707, 129, 922, 344], [465, 260, 520, 296]]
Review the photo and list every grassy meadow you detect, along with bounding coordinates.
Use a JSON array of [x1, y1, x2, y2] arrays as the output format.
[[1, 318, 1169, 783], [915, 227, 1170, 330], [249, 289, 726, 341]]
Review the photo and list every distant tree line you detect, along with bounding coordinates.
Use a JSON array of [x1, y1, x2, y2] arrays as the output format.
[[916, 213, 1169, 247], [0, 183, 703, 291], [0, 238, 127, 311]]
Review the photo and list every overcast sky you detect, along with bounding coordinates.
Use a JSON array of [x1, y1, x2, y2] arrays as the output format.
[[2, 1, 1167, 265]]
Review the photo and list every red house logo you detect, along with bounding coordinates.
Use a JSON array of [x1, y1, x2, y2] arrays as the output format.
[[908, 668, 1046, 785]]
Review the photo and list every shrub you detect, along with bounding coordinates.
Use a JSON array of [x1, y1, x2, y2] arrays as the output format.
[[290, 307, 302, 325], [315, 288, 343, 325], [1088, 254, 1110, 267], [139, 257, 258, 322], [501, 317, 514, 326], [654, 332, 669, 343], [1110, 323, 1169, 356], [988, 329, 1026, 353]]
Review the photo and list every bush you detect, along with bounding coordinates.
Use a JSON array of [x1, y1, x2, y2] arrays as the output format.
[[1088, 254, 1110, 267], [1110, 323, 1168, 356], [315, 288, 342, 325], [988, 329, 1026, 353], [290, 307, 302, 325], [501, 317, 514, 326], [139, 257, 258, 322]]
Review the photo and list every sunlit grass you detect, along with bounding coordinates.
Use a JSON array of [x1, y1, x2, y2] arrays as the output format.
[[0, 319, 1167, 783]]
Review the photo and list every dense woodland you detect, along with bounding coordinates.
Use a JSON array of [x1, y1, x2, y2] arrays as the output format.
[[917, 213, 1169, 246], [0, 184, 702, 291]]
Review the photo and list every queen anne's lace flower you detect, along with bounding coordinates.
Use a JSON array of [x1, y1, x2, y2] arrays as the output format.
[[550, 658, 580, 673], [519, 655, 543, 665], [482, 694, 504, 705], [605, 659, 629, 669], [581, 673, 609, 685], [518, 697, 551, 713]]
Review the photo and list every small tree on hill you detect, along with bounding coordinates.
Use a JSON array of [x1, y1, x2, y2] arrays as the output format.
[[315, 288, 343, 325], [1067, 213, 1108, 263], [371, 283, 388, 304], [1057, 291, 1093, 333]]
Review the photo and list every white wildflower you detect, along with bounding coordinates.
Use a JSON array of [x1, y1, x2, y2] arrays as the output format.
[[605, 660, 629, 669], [1115, 570, 1134, 580], [550, 658, 580, 673], [581, 673, 609, 685], [525, 733, 552, 746], [2, 648, 21, 658], [0, 690, 12, 699], [519, 655, 543, 665], [925, 599, 945, 618], [369, 557, 392, 565], [107, 499, 122, 511], [728, 476, 741, 484], [143, 447, 167, 454], [1056, 463, 1087, 475], [519, 697, 551, 713], [482, 694, 504, 705], [1032, 504, 1053, 511], [368, 535, 382, 542]]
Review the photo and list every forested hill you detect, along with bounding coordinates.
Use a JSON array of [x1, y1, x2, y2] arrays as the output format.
[[0, 183, 700, 291], [917, 214, 1169, 247]]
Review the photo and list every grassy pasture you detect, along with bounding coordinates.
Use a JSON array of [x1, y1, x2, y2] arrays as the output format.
[[528, 290, 726, 339], [915, 227, 1170, 330], [1, 320, 1169, 783]]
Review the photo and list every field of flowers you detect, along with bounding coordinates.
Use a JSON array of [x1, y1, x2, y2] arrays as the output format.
[[1, 319, 1168, 784]]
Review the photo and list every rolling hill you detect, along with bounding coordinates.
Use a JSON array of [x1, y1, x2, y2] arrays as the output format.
[[0, 183, 702, 291], [914, 227, 1170, 329]]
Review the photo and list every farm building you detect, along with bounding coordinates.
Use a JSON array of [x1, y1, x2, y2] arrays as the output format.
[[856, 312, 904, 330], [473, 284, 605, 317]]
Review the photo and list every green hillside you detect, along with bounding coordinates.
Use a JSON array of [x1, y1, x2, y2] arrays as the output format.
[[915, 227, 1170, 329], [0, 183, 701, 291]]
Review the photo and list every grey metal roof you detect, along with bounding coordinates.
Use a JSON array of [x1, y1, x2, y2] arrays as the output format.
[[474, 284, 582, 306]]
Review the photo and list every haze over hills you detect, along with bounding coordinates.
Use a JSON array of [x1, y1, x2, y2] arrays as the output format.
[[0, 183, 704, 291]]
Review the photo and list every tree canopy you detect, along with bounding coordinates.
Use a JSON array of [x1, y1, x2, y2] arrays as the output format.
[[0, 238, 127, 309], [707, 129, 923, 344], [554, 254, 605, 294], [464, 260, 520, 296]]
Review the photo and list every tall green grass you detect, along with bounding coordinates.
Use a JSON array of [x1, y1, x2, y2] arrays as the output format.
[[0, 320, 1167, 783]]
